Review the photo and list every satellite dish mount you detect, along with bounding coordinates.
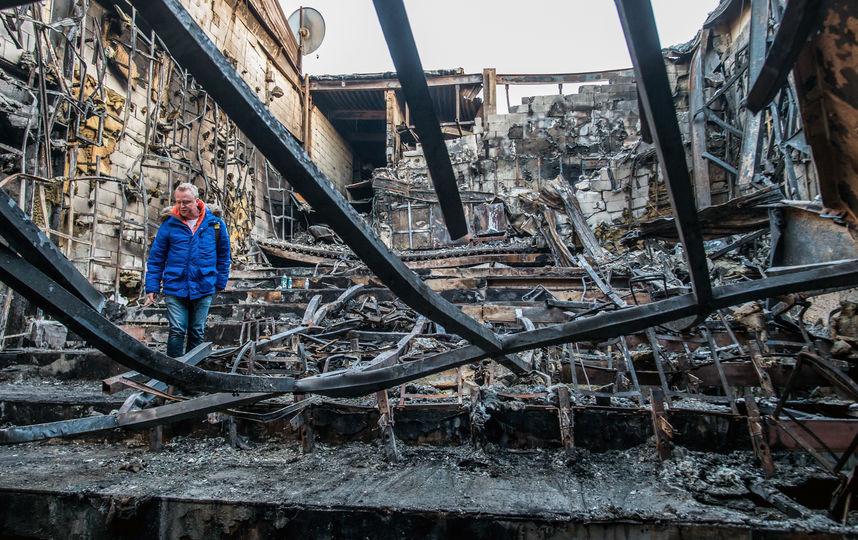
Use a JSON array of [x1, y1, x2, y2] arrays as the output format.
[[288, 7, 326, 56]]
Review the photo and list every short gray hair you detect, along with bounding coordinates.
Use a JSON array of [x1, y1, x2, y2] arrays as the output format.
[[175, 182, 199, 199]]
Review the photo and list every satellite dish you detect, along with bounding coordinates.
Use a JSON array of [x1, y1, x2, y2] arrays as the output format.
[[288, 7, 325, 55]]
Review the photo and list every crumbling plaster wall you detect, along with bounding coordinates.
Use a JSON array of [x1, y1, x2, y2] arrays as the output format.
[[484, 78, 658, 229]]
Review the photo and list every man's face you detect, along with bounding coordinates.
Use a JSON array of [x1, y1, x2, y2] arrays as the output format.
[[175, 190, 200, 220]]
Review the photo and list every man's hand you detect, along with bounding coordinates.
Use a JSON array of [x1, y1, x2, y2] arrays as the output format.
[[146, 292, 158, 305]]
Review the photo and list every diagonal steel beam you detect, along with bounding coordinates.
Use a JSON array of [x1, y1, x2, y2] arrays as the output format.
[[372, 0, 468, 241], [128, 0, 501, 353], [0, 187, 105, 312], [0, 244, 296, 393], [614, 0, 712, 308], [297, 259, 858, 397]]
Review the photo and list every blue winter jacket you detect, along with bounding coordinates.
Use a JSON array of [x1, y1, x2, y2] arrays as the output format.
[[145, 202, 231, 299]]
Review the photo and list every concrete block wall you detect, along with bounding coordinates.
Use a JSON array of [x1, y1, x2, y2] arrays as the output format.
[[310, 107, 354, 193], [481, 79, 659, 229]]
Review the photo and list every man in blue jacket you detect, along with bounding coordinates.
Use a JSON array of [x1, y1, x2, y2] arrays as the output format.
[[146, 183, 231, 357]]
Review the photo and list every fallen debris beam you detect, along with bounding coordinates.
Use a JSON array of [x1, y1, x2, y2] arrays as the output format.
[[372, 0, 468, 240], [614, 0, 712, 308], [745, 390, 776, 477], [364, 317, 428, 370], [126, 0, 503, 353], [649, 388, 673, 460]]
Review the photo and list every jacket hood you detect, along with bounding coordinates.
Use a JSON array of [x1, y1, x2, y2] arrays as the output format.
[[158, 201, 221, 223]]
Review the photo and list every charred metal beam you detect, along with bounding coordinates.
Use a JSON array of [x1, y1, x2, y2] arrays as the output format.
[[371, 0, 468, 241], [513, 258, 858, 351], [296, 343, 485, 397], [299, 259, 858, 397], [0, 188, 104, 312], [0, 392, 278, 445], [746, 0, 822, 114], [129, 0, 501, 353], [614, 0, 713, 308], [496, 69, 634, 85], [0, 244, 297, 393]]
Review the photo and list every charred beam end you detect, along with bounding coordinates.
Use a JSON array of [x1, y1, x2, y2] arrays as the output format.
[[0, 1, 38, 9], [0, 188, 105, 312], [0, 244, 297, 393], [372, 0, 468, 241], [129, 0, 500, 353], [300, 258, 858, 397], [746, 0, 822, 113], [614, 0, 713, 308]]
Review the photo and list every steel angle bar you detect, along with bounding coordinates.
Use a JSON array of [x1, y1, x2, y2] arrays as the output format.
[[0, 392, 275, 445], [372, 0, 468, 241], [120, 342, 213, 411], [297, 259, 858, 397], [0, 188, 105, 312], [129, 0, 501, 353], [103, 341, 212, 393], [614, 0, 712, 308], [746, 0, 822, 114], [0, 244, 296, 393]]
